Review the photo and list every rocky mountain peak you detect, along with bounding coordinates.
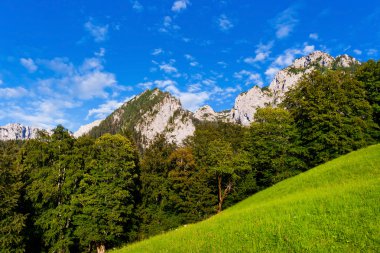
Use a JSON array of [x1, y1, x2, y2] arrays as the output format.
[[231, 86, 272, 125], [87, 88, 195, 149], [0, 123, 42, 141], [194, 105, 217, 121], [231, 51, 359, 126], [334, 54, 359, 68], [292, 50, 334, 69]]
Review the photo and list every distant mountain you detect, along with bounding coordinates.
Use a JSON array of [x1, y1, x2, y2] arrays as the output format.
[[2, 51, 360, 146], [0, 123, 42, 141], [74, 119, 103, 138]]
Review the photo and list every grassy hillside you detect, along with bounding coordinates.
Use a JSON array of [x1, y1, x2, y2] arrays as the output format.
[[114, 144, 380, 252]]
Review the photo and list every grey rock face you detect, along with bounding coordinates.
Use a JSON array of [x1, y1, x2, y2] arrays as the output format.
[[0, 123, 41, 141]]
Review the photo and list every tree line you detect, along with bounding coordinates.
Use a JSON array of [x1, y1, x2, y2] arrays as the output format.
[[1, 60, 379, 252]]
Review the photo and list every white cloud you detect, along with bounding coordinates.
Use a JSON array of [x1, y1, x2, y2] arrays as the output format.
[[244, 42, 273, 64], [20, 58, 38, 73], [131, 0, 143, 12], [36, 57, 118, 100], [159, 16, 180, 33], [187, 83, 202, 92], [159, 63, 178, 74], [87, 99, 123, 119], [2, 55, 123, 131], [217, 61, 228, 68], [184, 54, 194, 61], [184, 54, 199, 67], [171, 0, 190, 12], [309, 33, 318, 40], [264, 67, 280, 80], [153, 79, 177, 88], [367, 49, 378, 55], [0, 87, 28, 98], [84, 20, 109, 42], [273, 7, 298, 39], [80, 57, 103, 72], [0, 79, 3, 85], [218, 14, 234, 32], [74, 71, 116, 99], [155, 60, 180, 76], [202, 79, 216, 86], [303, 44, 315, 54], [353, 49, 362, 55], [38, 57, 74, 75], [137, 81, 153, 89], [167, 85, 210, 111], [95, 48, 106, 57], [234, 70, 263, 87], [152, 48, 164, 56]]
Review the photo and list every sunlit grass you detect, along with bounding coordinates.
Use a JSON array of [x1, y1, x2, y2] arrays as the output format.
[[113, 144, 380, 252]]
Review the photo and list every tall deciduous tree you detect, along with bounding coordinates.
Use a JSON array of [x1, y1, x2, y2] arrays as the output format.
[[246, 107, 305, 187], [167, 147, 214, 223], [0, 141, 26, 253], [355, 60, 380, 131], [205, 139, 250, 213], [282, 70, 376, 167], [138, 135, 177, 238], [73, 134, 139, 253], [21, 125, 77, 253]]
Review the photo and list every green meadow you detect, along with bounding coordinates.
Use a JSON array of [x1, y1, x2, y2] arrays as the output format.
[[113, 144, 380, 253]]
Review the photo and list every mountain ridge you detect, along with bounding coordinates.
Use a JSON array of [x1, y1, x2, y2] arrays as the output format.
[[1, 51, 360, 145]]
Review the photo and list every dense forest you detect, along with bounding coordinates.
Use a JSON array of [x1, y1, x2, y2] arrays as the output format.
[[1, 60, 379, 253]]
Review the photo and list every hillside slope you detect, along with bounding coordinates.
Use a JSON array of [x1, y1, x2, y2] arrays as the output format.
[[114, 144, 380, 252]]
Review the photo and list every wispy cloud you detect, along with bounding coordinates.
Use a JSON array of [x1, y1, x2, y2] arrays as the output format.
[[244, 41, 273, 64], [184, 54, 199, 67], [84, 20, 109, 42], [234, 70, 263, 87], [131, 0, 143, 12], [20, 58, 38, 73], [152, 48, 164, 56], [218, 14, 234, 32], [309, 33, 318, 40], [273, 7, 298, 39], [171, 0, 190, 12], [95, 48, 106, 57], [367, 49, 378, 56], [0, 87, 29, 99], [353, 49, 362, 55], [87, 99, 123, 119], [159, 16, 180, 33], [153, 59, 181, 77], [159, 62, 178, 74]]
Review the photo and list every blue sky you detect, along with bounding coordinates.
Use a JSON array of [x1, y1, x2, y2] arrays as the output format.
[[0, 0, 379, 131]]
